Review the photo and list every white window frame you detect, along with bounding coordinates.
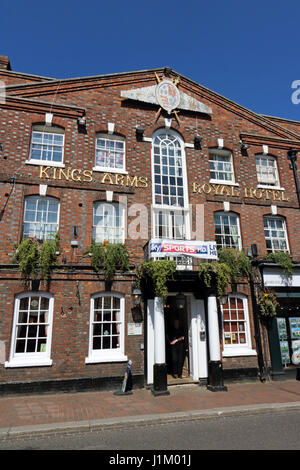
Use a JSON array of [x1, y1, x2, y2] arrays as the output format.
[[209, 149, 236, 185], [214, 211, 242, 250], [26, 127, 65, 167], [85, 292, 127, 363], [5, 292, 54, 368], [92, 201, 125, 244], [93, 134, 127, 174], [256, 154, 281, 189], [264, 216, 289, 253], [151, 129, 190, 241], [22, 195, 60, 242], [221, 295, 257, 357]]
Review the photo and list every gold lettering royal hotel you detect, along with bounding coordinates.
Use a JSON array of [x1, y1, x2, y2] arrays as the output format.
[[0, 55, 300, 396]]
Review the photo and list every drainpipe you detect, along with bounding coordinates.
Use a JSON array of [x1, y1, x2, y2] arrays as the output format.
[[249, 268, 267, 382], [287, 150, 300, 207]]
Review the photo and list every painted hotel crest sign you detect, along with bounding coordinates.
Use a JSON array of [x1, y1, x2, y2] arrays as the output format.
[[155, 78, 181, 114], [120, 71, 212, 116]]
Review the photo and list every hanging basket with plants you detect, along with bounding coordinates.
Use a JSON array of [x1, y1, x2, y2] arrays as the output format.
[[217, 247, 251, 280], [87, 242, 130, 280], [198, 262, 232, 297], [137, 260, 176, 301], [258, 291, 279, 318], [264, 251, 293, 281], [13, 233, 59, 286]]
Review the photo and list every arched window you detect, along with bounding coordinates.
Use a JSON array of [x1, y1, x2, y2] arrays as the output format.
[[22, 196, 59, 241], [94, 134, 126, 172], [152, 129, 189, 241], [152, 130, 186, 208], [256, 154, 280, 187], [263, 216, 289, 253], [29, 125, 64, 165], [85, 293, 127, 363], [214, 211, 242, 250], [221, 295, 256, 357], [93, 201, 125, 244], [5, 292, 54, 368]]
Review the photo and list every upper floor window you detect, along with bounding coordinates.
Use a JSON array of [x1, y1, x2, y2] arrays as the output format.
[[153, 209, 186, 240], [256, 154, 280, 187], [214, 212, 242, 250], [221, 295, 256, 357], [93, 202, 125, 244], [29, 125, 64, 165], [86, 293, 127, 363], [209, 149, 235, 184], [264, 216, 289, 253], [5, 292, 54, 368], [22, 196, 59, 242], [94, 135, 126, 172], [152, 130, 186, 208]]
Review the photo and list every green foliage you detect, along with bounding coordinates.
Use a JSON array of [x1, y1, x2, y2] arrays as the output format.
[[137, 260, 176, 301], [258, 292, 278, 317], [198, 262, 232, 296], [88, 242, 130, 280], [264, 251, 293, 280], [218, 248, 251, 281], [13, 233, 59, 284]]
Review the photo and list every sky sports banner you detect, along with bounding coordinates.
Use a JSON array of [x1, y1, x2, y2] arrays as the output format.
[[149, 239, 218, 259]]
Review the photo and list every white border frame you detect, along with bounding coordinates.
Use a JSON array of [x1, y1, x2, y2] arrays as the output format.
[[5, 292, 54, 368], [209, 148, 236, 185], [27, 129, 65, 167], [255, 154, 281, 189], [93, 134, 127, 174], [214, 211, 242, 250], [92, 201, 126, 244], [22, 195, 60, 242], [264, 215, 290, 254], [221, 294, 257, 357], [85, 292, 128, 364], [151, 128, 191, 240]]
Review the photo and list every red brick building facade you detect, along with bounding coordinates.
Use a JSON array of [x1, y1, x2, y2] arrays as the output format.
[[0, 55, 299, 395]]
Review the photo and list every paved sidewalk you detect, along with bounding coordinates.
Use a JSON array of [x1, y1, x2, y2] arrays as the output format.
[[0, 379, 299, 438]]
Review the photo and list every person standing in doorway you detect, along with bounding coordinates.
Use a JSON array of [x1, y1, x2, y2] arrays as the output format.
[[169, 318, 185, 378]]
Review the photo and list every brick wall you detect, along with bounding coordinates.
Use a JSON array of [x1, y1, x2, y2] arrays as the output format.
[[0, 65, 299, 386]]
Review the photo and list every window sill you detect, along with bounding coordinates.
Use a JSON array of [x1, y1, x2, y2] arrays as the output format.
[[4, 358, 53, 368], [85, 354, 128, 364], [257, 185, 285, 191], [209, 179, 239, 187], [222, 349, 257, 357], [25, 160, 65, 168], [92, 167, 128, 175]]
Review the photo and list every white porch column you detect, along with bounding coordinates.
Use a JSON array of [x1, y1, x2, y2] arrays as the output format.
[[207, 295, 227, 391], [207, 295, 221, 361], [152, 296, 169, 395], [154, 296, 165, 364]]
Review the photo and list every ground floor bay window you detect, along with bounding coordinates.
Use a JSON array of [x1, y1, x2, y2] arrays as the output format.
[[85, 293, 127, 363], [5, 292, 54, 368]]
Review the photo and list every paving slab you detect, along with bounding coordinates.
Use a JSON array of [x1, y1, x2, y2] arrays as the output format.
[[0, 380, 299, 439]]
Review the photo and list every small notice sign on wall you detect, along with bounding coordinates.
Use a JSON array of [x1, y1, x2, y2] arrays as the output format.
[[128, 323, 143, 335]]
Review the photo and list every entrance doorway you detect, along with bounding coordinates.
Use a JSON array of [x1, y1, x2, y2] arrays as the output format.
[[164, 296, 190, 384], [146, 294, 208, 386]]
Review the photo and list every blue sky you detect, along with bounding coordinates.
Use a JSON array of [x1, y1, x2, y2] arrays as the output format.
[[2, 0, 300, 121]]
